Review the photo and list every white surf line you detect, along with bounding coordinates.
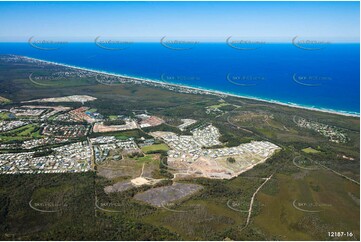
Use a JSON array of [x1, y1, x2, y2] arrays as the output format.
[[315, 161, 360, 185], [21, 56, 360, 117], [241, 173, 273, 231]]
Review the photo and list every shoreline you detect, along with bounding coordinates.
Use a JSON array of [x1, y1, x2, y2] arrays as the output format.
[[21, 55, 359, 118]]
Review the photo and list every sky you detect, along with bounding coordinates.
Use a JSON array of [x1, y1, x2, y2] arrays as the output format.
[[0, 1, 359, 42]]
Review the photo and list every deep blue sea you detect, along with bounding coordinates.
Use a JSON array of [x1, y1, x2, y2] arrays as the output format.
[[0, 43, 359, 115]]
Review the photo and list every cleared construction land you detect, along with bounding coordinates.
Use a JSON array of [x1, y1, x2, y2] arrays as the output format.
[[151, 125, 280, 179], [134, 183, 203, 207]]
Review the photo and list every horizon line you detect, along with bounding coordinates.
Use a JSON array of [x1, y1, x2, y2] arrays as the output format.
[[0, 41, 360, 44]]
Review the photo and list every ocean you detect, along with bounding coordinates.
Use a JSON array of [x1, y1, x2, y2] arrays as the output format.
[[0, 42, 359, 115]]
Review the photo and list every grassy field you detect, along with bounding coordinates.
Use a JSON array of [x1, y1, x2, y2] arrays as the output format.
[[0, 124, 42, 142], [141, 143, 169, 153], [208, 102, 229, 109], [0, 112, 11, 120], [87, 108, 97, 113], [108, 115, 118, 120], [302, 147, 321, 154]]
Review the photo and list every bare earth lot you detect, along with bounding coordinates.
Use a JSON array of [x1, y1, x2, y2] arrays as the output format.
[[134, 183, 203, 207]]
